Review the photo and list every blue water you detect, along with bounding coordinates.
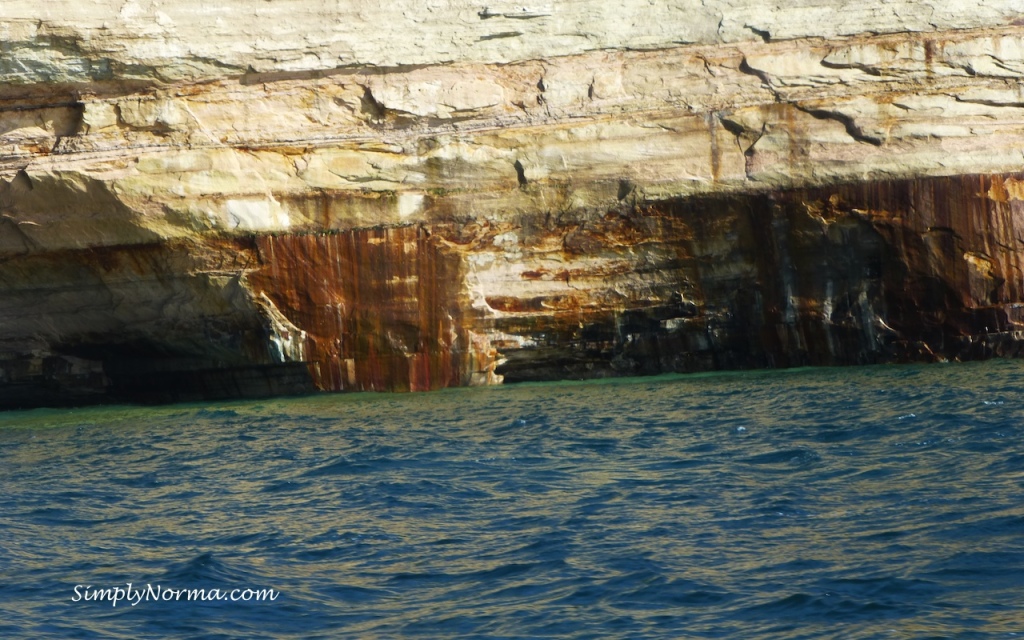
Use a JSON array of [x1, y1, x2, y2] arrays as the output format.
[[2, 361, 1023, 639]]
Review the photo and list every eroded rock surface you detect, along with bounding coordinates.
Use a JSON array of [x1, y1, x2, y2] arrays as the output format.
[[2, 2, 1024, 406]]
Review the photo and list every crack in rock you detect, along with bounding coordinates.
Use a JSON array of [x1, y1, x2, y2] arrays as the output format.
[[793, 105, 885, 146]]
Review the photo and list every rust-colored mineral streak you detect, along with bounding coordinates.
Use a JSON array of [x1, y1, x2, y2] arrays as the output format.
[[247, 227, 499, 392]]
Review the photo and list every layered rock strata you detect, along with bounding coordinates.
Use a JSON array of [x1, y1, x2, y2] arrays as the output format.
[[2, 2, 1024, 406]]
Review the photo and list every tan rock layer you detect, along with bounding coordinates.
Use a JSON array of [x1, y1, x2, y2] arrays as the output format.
[[5, 26, 1024, 257], [3, 0, 1021, 84]]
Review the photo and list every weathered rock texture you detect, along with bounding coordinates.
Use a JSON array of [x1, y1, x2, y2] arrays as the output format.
[[3, 2, 1024, 406]]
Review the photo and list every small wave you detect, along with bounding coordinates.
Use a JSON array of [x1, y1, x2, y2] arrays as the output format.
[[386, 571, 455, 586], [825, 575, 943, 599], [314, 583, 393, 603], [615, 577, 735, 608], [109, 472, 163, 488], [193, 408, 241, 420], [22, 506, 138, 529], [292, 546, 357, 562], [812, 425, 861, 443], [160, 552, 264, 585], [209, 531, 283, 548], [739, 591, 904, 622], [259, 479, 311, 494], [739, 448, 822, 468], [300, 457, 373, 477]]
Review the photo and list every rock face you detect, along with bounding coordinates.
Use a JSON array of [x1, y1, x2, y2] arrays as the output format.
[[3, 2, 1024, 406]]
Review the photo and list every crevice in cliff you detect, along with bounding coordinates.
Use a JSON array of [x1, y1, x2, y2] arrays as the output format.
[[0, 99, 84, 116], [514, 160, 529, 187], [0, 214, 43, 253], [617, 179, 636, 201], [478, 31, 523, 41], [359, 86, 388, 123], [819, 57, 883, 76], [718, 114, 749, 150], [737, 57, 781, 101], [354, 85, 427, 129], [952, 95, 1024, 109], [718, 114, 767, 179], [793, 105, 885, 146], [12, 168, 34, 191], [746, 25, 771, 43], [478, 7, 550, 20], [985, 55, 1024, 76]]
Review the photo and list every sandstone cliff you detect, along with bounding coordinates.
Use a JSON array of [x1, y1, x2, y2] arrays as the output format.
[[2, 1, 1024, 406]]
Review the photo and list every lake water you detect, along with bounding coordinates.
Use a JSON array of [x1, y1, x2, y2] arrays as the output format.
[[2, 361, 1023, 639]]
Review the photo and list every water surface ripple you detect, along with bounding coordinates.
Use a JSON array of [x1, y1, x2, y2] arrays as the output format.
[[2, 361, 1023, 638]]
